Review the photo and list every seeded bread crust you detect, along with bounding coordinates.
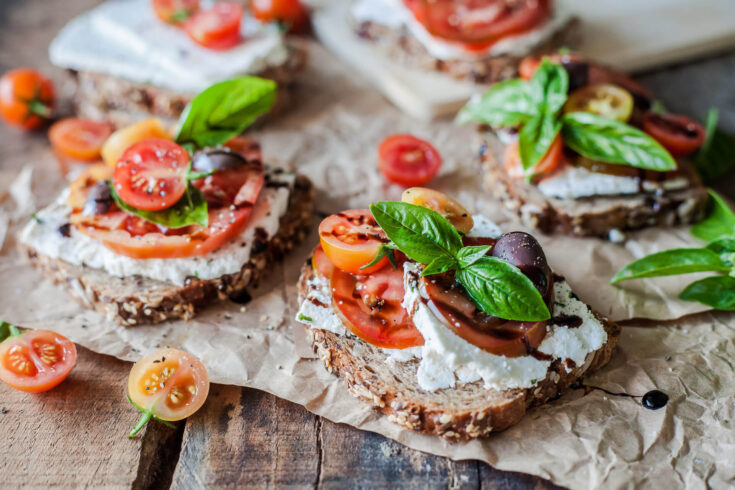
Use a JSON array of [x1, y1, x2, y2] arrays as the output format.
[[297, 263, 620, 441], [21, 176, 314, 326], [480, 131, 709, 238]]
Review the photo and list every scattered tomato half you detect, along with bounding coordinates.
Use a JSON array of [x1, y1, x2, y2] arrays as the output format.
[[503, 134, 564, 180], [49, 118, 113, 162], [0, 324, 77, 393], [184, 2, 243, 50], [0, 68, 55, 130], [401, 187, 474, 234], [643, 112, 706, 156], [378, 134, 442, 187], [250, 0, 309, 32], [127, 348, 209, 437], [101, 118, 172, 167], [319, 209, 390, 275], [152, 0, 200, 24], [563, 84, 634, 122]]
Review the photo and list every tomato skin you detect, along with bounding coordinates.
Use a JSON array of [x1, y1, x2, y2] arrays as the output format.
[[101, 118, 173, 167], [643, 112, 706, 156], [250, 0, 309, 33], [184, 2, 243, 50], [401, 187, 474, 234], [152, 0, 200, 24], [312, 246, 335, 279], [0, 329, 77, 393], [378, 134, 442, 187], [563, 84, 634, 123], [503, 134, 564, 179], [319, 210, 389, 275], [0, 68, 55, 130], [49, 118, 113, 162]]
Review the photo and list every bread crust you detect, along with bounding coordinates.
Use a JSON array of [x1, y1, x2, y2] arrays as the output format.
[[297, 263, 621, 441], [21, 176, 314, 326]]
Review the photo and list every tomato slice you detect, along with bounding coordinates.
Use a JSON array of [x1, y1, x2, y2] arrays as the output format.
[[563, 84, 634, 122], [378, 134, 442, 187], [401, 187, 474, 234], [113, 138, 190, 211], [319, 210, 390, 275], [643, 112, 706, 156], [503, 134, 564, 180], [0, 328, 77, 393], [331, 266, 424, 349], [250, 0, 309, 33], [48, 118, 112, 162], [312, 245, 335, 279], [184, 2, 243, 50], [152, 0, 200, 24], [191, 150, 264, 207], [101, 118, 173, 168]]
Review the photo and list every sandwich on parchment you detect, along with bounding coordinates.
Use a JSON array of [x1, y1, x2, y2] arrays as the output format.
[[296, 188, 619, 439]]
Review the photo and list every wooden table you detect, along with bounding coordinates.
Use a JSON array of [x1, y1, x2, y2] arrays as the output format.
[[1, 0, 734, 488]]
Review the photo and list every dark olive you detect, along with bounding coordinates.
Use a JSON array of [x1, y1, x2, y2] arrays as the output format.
[[560, 59, 589, 92], [83, 181, 113, 216], [192, 149, 248, 173], [491, 232, 552, 299]]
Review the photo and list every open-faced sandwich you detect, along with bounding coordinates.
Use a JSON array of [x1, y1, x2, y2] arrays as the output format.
[[458, 53, 712, 239], [20, 77, 314, 326], [351, 0, 577, 84], [49, 0, 307, 126], [296, 188, 619, 439]]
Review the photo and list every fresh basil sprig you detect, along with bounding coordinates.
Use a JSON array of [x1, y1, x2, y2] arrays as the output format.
[[369, 202, 550, 322], [693, 109, 735, 184]]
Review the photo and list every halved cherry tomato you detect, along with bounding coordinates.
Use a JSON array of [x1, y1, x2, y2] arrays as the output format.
[[0, 325, 76, 393], [643, 112, 706, 156], [588, 65, 652, 101], [319, 210, 390, 275], [250, 0, 309, 33], [48, 118, 112, 162], [152, 0, 200, 24], [127, 348, 209, 437], [378, 134, 442, 187], [101, 118, 173, 167], [0, 68, 54, 130], [503, 134, 564, 180], [312, 245, 334, 279], [563, 84, 634, 122], [191, 150, 264, 207], [332, 266, 424, 349], [113, 138, 190, 211], [401, 187, 474, 234], [184, 2, 243, 50]]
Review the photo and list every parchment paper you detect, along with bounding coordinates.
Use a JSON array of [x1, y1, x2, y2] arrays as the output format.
[[1, 42, 733, 489]]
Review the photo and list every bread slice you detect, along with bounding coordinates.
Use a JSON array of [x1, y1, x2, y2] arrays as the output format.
[[21, 176, 314, 326], [298, 262, 620, 440], [480, 130, 709, 238]]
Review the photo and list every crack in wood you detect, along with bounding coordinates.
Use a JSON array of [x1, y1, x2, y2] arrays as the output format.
[[314, 416, 323, 489], [132, 420, 185, 490]]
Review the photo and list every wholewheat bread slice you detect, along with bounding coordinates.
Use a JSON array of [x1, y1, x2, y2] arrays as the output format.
[[298, 262, 620, 441], [21, 176, 314, 326]]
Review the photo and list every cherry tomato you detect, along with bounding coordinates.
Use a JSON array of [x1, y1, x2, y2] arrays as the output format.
[[319, 210, 390, 275], [312, 245, 334, 279], [224, 135, 263, 162], [184, 2, 243, 50], [401, 187, 474, 234], [0, 325, 76, 393], [101, 118, 173, 168], [503, 134, 564, 179], [331, 266, 424, 349], [127, 348, 209, 437], [587, 65, 652, 101], [250, 0, 309, 33], [0, 68, 55, 130], [643, 112, 706, 156], [378, 134, 442, 187], [48, 118, 112, 162], [113, 138, 190, 211], [152, 0, 200, 24], [518, 52, 584, 81], [563, 84, 634, 122], [190, 150, 264, 207]]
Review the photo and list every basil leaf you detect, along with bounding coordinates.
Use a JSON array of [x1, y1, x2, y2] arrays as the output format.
[[370, 202, 463, 266], [360, 242, 398, 270], [610, 248, 730, 283], [527, 58, 568, 114], [455, 79, 536, 127], [690, 190, 735, 242], [0, 321, 11, 343], [456, 257, 550, 321], [706, 237, 735, 267], [679, 276, 735, 310], [519, 113, 562, 171], [457, 245, 491, 269], [175, 76, 277, 149], [421, 255, 458, 277], [694, 109, 735, 184], [110, 182, 209, 229], [562, 112, 676, 171]]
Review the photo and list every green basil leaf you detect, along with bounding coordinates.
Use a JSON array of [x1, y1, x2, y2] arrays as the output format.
[[610, 248, 729, 283], [370, 202, 463, 266], [0, 321, 11, 343], [360, 242, 398, 270], [457, 245, 492, 269], [110, 181, 209, 229], [691, 190, 735, 242], [421, 255, 458, 277], [456, 256, 550, 321], [562, 112, 677, 171], [679, 275, 735, 310], [706, 237, 735, 267], [528, 58, 568, 114], [519, 113, 562, 171], [694, 109, 735, 184], [455, 79, 537, 127], [175, 76, 277, 149]]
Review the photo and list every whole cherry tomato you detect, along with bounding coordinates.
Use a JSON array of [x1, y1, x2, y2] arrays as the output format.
[[0, 68, 55, 130]]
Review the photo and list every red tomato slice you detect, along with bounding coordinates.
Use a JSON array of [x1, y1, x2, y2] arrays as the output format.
[[503, 134, 564, 179], [184, 2, 243, 50], [0, 328, 77, 393], [312, 246, 334, 279], [319, 210, 390, 275], [378, 134, 442, 187], [642, 112, 706, 156], [250, 0, 309, 33], [113, 138, 190, 212], [152, 0, 200, 24], [331, 266, 424, 349], [49, 118, 112, 162]]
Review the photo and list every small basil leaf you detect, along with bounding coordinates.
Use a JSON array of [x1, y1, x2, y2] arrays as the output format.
[[0, 321, 11, 343], [457, 245, 491, 269], [691, 190, 735, 242], [110, 182, 209, 229], [456, 256, 550, 322], [519, 113, 562, 171], [456, 79, 537, 127], [175, 76, 277, 149], [562, 112, 677, 171], [370, 202, 463, 266], [421, 255, 458, 277], [528, 58, 569, 114], [610, 248, 730, 284], [694, 109, 735, 184], [679, 276, 735, 310], [360, 242, 398, 270]]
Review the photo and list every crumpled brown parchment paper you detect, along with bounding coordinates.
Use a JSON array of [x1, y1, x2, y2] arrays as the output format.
[[0, 41, 733, 489]]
